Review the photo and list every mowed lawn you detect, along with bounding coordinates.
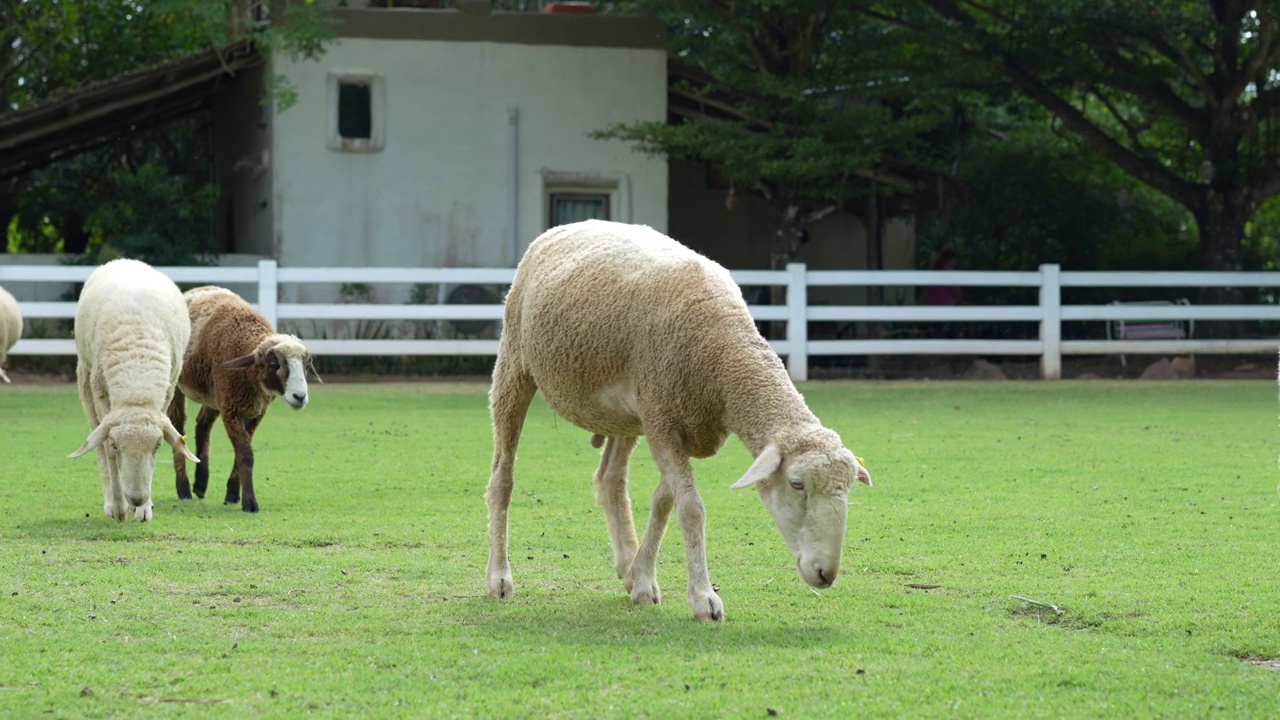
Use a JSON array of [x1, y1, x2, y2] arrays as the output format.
[[1, 379, 1278, 717]]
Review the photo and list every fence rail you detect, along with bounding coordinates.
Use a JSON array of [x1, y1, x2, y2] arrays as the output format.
[[4, 261, 1278, 381]]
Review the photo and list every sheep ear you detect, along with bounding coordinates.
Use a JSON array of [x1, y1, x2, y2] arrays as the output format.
[[305, 356, 323, 383], [0, 368, 10, 383], [69, 424, 109, 458], [222, 354, 256, 370], [854, 458, 871, 487], [731, 444, 782, 489], [162, 418, 199, 463]]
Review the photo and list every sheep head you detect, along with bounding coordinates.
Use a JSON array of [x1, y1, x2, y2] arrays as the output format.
[[222, 334, 321, 410], [68, 406, 197, 521], [730, 427, 870, 589]]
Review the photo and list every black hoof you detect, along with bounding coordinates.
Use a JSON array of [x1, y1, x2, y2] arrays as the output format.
[[176, 480, 192, 500], [242, 499, 260, 513]]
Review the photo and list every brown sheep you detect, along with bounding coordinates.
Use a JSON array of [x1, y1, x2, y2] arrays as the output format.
[[168, 286, 320, 512]]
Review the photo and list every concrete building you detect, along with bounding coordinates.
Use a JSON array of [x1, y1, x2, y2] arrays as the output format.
[[215, 4, 668, 303]]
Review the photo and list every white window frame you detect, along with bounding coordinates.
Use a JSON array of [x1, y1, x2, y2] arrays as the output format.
[[540, 170, 630, 229], [327, 72, 385, 153]]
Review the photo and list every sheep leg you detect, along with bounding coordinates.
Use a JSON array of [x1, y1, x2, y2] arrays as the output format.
[[627, 477, 673, 605], [229, 416, 264, 505], [82, 371, 125, 522], [192, 406, 219, 499], [169, 389, 192, 500], [223, 414, 261, 513], [594, 436, 640, 580], [485, 357, 536, 599], [77, 365, 112, 520], [649, 439, 724, 622]]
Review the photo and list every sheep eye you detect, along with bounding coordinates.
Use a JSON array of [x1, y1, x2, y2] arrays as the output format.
[[788, 479, 805, 491], [154, 439, 163, 452], [109, 441, 119, 452], [267, 354, 280, 370]]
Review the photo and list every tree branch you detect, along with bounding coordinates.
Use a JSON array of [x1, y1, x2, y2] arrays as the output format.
[[714, 0, 779, 79], [1143, 3, 1216, 103], [1003, 58, 1198, 207], [1082, 28, 1207, 132], [1227, 0, 1280, 103]]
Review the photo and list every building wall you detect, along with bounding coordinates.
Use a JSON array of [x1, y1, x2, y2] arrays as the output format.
[[269, 13, 667, 303]]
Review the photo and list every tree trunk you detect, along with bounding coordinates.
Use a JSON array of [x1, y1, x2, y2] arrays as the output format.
[[1191, 189, 1248, 304], [0, 180, 17, 253], [768, 204, 805, 339], [864, 186, 886, 344], [62, 212, 89, 256], [1190, 188, 1249, 338]]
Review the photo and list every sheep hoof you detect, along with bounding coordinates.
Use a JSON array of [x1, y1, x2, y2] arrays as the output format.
[[488, 575, 514, 599], [241, 499, 260, 513], [690, 591, 724, 622], [630, 580, 661, 606], [133, 503, 153, 522], [176, 480, 192, 500]]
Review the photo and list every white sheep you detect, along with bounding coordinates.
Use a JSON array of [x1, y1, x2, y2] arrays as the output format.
[[168, 286, 319, 513], [486, 219, 871, 621], [0, 285, 21, 383], [69, 259, 199, 522]]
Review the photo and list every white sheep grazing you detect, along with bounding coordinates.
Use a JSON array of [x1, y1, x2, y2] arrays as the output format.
[[168, 286, 320, 513], [486, 219, 871, 621], [69, 259, 199, 522], [0, 285, 21, 383]]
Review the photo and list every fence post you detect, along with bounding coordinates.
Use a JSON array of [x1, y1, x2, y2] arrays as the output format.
[[786, 262, 808, 383], [258, 258, 279, 330], [1039, 263, 1062, 380]]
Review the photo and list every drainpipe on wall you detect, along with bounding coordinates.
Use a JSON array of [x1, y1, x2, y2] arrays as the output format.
[[507, 105, 520, 266]]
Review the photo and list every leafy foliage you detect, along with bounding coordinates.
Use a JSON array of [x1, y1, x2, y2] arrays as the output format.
[[83, 163, 219, 265], [0, 0, 221, 110], [598, 0, 951, 267], [873, 0, 1280, 276], [921, 122, 1196, 274], [2, 0, 334, 264]]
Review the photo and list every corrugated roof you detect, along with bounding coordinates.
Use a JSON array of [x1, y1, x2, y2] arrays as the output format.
[[0, 41, 262, 179]]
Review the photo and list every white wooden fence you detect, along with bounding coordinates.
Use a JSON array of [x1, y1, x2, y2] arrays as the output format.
[[4, 260, 1279, 381]]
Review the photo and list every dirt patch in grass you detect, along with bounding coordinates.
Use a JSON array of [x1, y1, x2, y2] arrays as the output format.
[[1239, 657, 1280, 671]]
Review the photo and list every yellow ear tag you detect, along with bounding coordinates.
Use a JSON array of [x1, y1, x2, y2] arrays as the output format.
[[181, 435, 187, 444], [855, 455, 867, 468]]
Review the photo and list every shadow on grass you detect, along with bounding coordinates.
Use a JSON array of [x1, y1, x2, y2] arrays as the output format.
[[438, 590, 860, 650], [17, 515, 158, 541], [17, 499, 248, 541]]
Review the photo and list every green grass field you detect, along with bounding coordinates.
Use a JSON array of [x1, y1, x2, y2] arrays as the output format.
[[1, 379, 1278, 717]]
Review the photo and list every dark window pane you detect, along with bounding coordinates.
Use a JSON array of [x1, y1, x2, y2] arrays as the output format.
[[550, 193, 609, 227], [338, 83, 372, 140]]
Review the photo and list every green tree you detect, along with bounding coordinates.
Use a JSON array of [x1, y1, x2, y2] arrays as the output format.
[[922, 122, 1197, 274], [2, 0, 334, 262], [873, 0, 1280, 298], [596, 0, 947, 270]]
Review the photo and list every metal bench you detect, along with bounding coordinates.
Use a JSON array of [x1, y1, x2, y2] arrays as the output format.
[[1106, 299, 1194, 365]]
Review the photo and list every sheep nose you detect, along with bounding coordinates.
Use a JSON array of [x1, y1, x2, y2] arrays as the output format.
[[292, 392, 306, 403], [815, 566, 835, 588]]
